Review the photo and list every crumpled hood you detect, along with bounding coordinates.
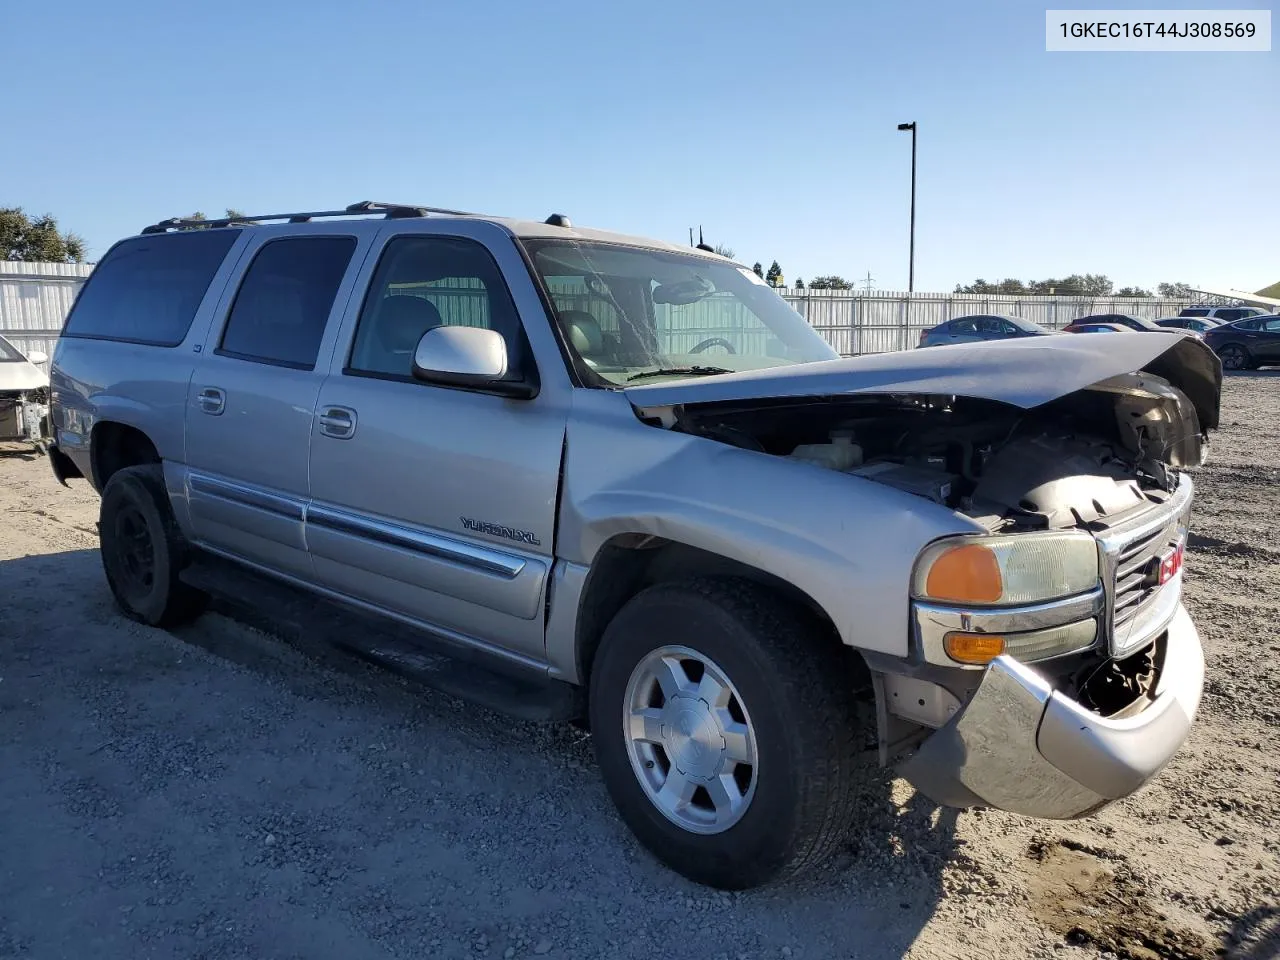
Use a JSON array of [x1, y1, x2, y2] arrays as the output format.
[[626, 331, 1221, 431], [0, 361, 47, 392]]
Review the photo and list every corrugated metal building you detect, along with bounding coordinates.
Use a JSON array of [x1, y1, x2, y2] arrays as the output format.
[[0, 261, 92, 372]]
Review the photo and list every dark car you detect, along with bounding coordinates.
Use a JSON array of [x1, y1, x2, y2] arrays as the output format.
[[1203, 314, 1280, 370], [1063, 313, 1164, 333], [1068, 323, 1129, 334], [917, 314, 1053, 347], [1156, 317, 1215, 334]]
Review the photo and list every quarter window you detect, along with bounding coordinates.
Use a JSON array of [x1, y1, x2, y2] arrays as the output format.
[[217, 237, 355, 369], [62, 230, 239, 346]]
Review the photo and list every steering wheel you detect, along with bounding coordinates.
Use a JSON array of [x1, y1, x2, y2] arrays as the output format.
[[689, 337, 737, 355]]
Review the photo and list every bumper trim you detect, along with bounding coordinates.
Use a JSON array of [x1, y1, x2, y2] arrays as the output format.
[[913, 588, 1105, 668], [900, 601, 1203, 819]]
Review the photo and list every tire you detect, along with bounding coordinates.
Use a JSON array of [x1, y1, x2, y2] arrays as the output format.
[[99, 464, 206, 627], [588, 577, 864, 889], [1218, 343, 1254, 371]]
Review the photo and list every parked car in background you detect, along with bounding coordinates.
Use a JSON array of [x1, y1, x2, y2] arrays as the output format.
[[1202, 314, 1280, 370], [1063, 314, 1164, 333], [0, 334, 51, 451], [917, 314, 1053, 347], [1156, 317, 1212, 335], [1180, 305, 1269, 325], [1067, 323, 1129, 334]]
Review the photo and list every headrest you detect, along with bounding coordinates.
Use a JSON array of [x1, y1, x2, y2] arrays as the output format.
[[560, 310, 603, 356], [377, 295, 444, 352]]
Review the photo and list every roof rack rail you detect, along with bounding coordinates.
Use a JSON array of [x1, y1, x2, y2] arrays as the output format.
[[344, 200, 482, 218], [140, 200, 483, 235]]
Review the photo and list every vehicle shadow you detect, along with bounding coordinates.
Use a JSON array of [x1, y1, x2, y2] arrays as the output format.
[[0, 545, 960, 960], [1223, 367, 1279, 378], [0, 447, 43, 461], [1223, 904, 1280, 958]]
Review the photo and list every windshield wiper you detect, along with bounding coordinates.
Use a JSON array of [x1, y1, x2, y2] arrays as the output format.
[[626, 365, 733, 382]]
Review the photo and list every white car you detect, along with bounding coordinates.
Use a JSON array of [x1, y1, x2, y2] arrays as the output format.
[[0, 334, 51, 450]]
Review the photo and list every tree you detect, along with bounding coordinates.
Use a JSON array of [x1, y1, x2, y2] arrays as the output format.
[[795, 277, 805, 290], [954, 279, 1001, 294], [809, 276, 851, 290], [1028, 274, 1113, 296], [765, 260, 783, 287], [752, 262, 764, 278], [1157, 282, 1195, 298], [179, 208, 250, 230], [1116, 286, 1153, 298], [712, 244, 735, 259], [0, 207, 87, 262], [955, 278, 1030, 295]]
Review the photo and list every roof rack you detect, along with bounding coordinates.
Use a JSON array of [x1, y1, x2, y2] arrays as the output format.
[[140, 200, 484, 235]]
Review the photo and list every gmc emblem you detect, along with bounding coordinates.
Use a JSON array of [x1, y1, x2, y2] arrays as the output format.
[[1150, 543, 1185, 586]]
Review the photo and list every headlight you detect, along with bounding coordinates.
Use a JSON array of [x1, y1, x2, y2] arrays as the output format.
[[912, 532, 1099, 606]]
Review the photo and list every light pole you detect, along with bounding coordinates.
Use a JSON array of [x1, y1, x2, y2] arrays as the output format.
[[897, 121, 917, 293]]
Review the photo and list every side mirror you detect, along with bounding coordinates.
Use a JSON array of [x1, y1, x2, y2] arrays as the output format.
[[412, 325, 516, 391], [27, 350, 49, 366]]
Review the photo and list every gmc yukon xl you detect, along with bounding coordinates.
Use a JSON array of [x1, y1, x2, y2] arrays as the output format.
[[47, 202, 1222, 889]]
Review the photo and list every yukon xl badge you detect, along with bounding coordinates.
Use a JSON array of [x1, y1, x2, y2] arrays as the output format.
[[460, 517, 541, 546]]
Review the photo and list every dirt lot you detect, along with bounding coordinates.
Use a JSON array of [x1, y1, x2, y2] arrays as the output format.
[[1, 372, 1277, 960]]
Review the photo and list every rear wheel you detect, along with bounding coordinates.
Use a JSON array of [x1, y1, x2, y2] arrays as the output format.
[[588, 578, 864, 889], [99, 464, 206, 627], [1218, 343, 1253, 371]]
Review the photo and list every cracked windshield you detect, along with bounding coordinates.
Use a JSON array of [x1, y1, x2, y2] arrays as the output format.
[[526, 239, 838, 385]]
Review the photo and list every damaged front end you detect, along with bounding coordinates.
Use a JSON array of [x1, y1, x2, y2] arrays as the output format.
[[626, 332, 1220, 818], [0, 386, 50, 452]]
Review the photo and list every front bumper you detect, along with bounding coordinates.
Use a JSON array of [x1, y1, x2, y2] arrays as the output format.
[[899, 602, 1203, 818]]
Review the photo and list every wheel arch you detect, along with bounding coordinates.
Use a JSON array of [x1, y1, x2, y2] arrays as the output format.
[[90, 420, 161, 492], [571, 533, 856, 688]]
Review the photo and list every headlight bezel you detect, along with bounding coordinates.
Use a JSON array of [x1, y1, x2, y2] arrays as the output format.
[[910, 530, 1105, 669]]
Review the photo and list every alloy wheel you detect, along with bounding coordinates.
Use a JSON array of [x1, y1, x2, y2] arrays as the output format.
[[622, 645, 758, 835]]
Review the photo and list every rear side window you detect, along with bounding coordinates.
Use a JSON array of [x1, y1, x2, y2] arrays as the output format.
[[1182, 308, 1209, 317], [62, 231, 240, 346], [217, 237, 356, 370]]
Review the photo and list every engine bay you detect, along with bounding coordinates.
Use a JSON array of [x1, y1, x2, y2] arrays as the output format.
[[673, 388, 1182, 533]]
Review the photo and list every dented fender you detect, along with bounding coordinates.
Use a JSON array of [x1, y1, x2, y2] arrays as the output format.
[[556, 390, 984, 659]]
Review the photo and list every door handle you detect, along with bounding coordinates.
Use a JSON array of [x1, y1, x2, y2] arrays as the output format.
[[318, 406, 357, 439], [197, 387, 226, 416]]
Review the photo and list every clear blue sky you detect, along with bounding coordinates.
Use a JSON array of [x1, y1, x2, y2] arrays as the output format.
[[5, 0, 1276, 292]]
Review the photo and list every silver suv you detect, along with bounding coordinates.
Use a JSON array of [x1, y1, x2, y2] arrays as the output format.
[[48, 202, 1222, 889]]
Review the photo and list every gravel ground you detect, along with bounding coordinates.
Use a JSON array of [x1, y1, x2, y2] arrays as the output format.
[[1, 371, 1277, 960]]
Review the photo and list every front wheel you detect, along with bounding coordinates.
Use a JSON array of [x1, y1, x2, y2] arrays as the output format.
[[588, 578, 865, 889], [1218, 343, 1253, 371]]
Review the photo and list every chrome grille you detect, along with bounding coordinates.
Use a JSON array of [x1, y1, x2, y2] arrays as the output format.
[[1111, 520, 1181, 631], [1097, 475, 1193, 656]]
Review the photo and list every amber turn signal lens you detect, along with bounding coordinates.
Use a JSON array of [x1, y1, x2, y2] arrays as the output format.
[[944, 633, 1007, 665], [924, 543, 1004, 604]]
